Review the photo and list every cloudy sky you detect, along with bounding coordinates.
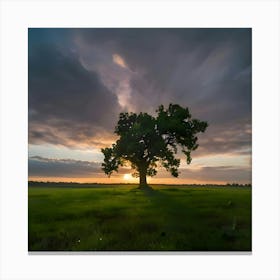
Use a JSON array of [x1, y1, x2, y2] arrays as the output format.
[[28, 28, 251, 184]]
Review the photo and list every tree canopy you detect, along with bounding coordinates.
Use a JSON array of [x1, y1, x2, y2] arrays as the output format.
[[101, 104, 208, 188]]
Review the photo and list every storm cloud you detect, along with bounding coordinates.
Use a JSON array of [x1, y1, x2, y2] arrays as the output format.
[[29, 29, 121, 147], [29, 28, 251, 167]]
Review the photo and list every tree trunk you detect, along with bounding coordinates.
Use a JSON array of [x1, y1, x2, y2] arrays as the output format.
[[139, 169, 147, 188]]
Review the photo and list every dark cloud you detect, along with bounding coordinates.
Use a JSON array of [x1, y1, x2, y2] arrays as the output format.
[[193, 119, 252, 156], [29, 28, 251, 157], [157, 165, 251, 183], [74, 28, 252, 155], [28, 156, 128, 178], [28, 29, 121, 147], [183, 166, 251, 183], [28, 156, 102, 177]]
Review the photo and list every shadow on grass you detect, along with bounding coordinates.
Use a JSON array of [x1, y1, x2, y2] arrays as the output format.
[[130, 185, 250, 251]]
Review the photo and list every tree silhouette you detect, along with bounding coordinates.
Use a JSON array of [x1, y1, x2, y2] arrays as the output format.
[[101, 104, 208, 188]]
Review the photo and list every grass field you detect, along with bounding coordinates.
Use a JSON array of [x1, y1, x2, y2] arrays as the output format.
[[28, 184, 251, 251]]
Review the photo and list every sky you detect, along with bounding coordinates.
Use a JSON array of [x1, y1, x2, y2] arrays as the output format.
[[28, 28, 252, 184]]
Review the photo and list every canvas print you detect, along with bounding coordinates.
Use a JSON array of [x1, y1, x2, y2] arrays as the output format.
[[28, 28, 251, 251]]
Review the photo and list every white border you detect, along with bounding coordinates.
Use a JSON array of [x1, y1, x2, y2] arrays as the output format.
[[0, 0, 279, 280]]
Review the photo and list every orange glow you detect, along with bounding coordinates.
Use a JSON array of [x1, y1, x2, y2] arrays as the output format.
[[113, 53, 128, 69], [123, 173, 133, 180], [28, 176, 126, 184], [28, 176, 231, 185]]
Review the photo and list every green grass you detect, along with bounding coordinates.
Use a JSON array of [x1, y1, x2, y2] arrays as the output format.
[[28, 184, 251, 251]]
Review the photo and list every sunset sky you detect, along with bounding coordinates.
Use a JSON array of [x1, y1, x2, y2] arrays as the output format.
[[28, 28, 251, 184]]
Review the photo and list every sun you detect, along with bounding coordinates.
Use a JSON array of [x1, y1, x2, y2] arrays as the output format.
[[123, 173, 133, 181]]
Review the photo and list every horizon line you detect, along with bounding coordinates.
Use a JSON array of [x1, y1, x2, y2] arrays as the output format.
[[28, 180, 252, 186]]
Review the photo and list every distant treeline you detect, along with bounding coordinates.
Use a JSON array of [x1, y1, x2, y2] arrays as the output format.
[[28, 181, 251, 188]]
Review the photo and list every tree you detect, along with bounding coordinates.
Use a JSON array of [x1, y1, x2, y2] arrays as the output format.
[[101, 104, 208, 188]]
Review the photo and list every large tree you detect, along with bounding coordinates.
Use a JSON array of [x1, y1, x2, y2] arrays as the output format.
[[101, 104, 208, 188]]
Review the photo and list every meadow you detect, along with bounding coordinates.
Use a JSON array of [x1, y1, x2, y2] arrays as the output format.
[[28, 184, 251, 251]]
